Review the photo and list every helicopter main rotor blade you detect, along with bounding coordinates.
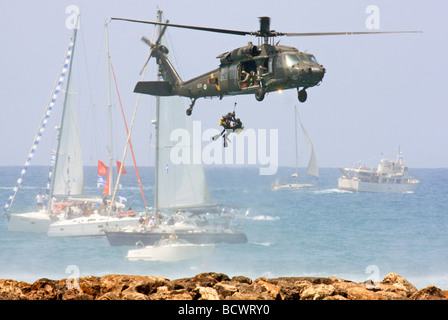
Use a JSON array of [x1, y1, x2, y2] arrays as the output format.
[[139, 23, 169, 75], [139, 38, 154, 75], [282, 30, 422, 37], [111, 18, 252, 36], [141, 36, 153, 47]]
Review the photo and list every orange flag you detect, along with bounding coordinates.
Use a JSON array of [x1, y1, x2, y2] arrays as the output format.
[[102, 172, 110, 195], [116, 161, 127, 174], [98, 160, 108, 175]]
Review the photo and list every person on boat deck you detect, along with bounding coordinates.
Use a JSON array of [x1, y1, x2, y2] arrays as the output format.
[[149, 216, 157, 228], [102, 194, 109, 214], [138, 214, 145, 226], [169, 233, 178, 242], [35, 192, 44, 210], [158, 235, 167, 246]]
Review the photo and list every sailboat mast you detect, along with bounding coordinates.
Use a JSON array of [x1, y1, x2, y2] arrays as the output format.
[[50, 16, 80, 201], [153, 9, 163, 217], [294, 105, 299, 185], [105, 21, 114, 196]]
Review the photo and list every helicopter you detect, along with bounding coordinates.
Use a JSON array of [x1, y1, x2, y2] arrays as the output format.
[[112, 16, 420, 116]]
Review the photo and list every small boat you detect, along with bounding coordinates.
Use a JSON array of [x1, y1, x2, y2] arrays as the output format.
[[338, 148, 420, 193], [272, 105, 318, 190], [126, 238, 215, 262]]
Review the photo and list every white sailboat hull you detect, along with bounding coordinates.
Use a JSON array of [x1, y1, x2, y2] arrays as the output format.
[[126, 243, 215, 262], [338, 177, 419, 193], [7, 211, 51, 233], [47, 214, 140, 237]]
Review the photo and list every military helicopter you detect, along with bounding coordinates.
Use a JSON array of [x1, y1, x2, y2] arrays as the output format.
[[112, 16, 419, 116]]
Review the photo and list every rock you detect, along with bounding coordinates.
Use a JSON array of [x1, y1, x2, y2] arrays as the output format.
[[382, 273, 417, 297], [214, 282, 238, 298], [0, 279, 27, 300], [231, 276, 252, 284], [192, 272, 230, 287], [443, 291, 448, 299], [28, 278, 62, 300], [256, 277, 313, 300], [98, 274, 167, 300], [193, 286, 220, 300], [323, 294, 347, 300], [346, 287, 386, 300], [0, 273, 445, 300], [254, 278, 281, 300], [410, 286, 448, 300], [376, 290, 409, 300], [330, 278, 361, 298], [148, 286, 193, 300], [300, 284, 335, 300]]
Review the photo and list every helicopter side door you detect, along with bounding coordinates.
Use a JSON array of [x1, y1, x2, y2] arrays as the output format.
[[219, 63, 240, 94]]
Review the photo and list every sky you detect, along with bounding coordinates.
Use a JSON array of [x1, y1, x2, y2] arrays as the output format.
[[0, 0, 447, 170]]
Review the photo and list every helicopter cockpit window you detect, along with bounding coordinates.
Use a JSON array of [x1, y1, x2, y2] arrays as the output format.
[[285, 54, 300, 67], [285, 53, 319, 66], [305, 54, 318, 64]]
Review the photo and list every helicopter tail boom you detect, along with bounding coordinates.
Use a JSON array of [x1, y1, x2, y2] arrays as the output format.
[[134, 81, 174, 96]]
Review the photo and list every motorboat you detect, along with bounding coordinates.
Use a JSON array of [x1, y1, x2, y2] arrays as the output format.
[[338, 149, 420, 193], [126, 238, 215, 262]]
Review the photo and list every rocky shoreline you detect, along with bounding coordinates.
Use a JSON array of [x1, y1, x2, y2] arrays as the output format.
[[0, 272, 447, 300]]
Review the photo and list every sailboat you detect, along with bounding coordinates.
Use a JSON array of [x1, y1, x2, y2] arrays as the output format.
[[5, 19, 86, 233], [46, 21, 142, 237], [6, 17, 139, 235], [272, 105, 318, 190], [104, 10, 247, 246]]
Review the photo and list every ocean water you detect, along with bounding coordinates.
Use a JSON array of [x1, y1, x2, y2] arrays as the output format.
[[0, 166, 447, 290]]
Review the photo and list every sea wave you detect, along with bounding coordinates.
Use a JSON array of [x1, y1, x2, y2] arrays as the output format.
[[249, 215, 280, 221], [312, 188, 353, 194], [251, 242, 273, 247]]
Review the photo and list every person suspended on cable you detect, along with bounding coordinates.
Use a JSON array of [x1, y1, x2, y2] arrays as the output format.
[[213, 102, 243, 147], [216, 111, 234, 140], [231, 118, 243, 131]]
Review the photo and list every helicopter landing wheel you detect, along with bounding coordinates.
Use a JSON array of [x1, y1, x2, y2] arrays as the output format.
[[186, 98, 197, 116], [255, 88, 265, 102], [298, 89, 307, 103]]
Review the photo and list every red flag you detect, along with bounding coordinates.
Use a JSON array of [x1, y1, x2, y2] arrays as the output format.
[[116, 161, 127, 174], [98, 160, 108, 175], [103, 172, 110, 195]]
